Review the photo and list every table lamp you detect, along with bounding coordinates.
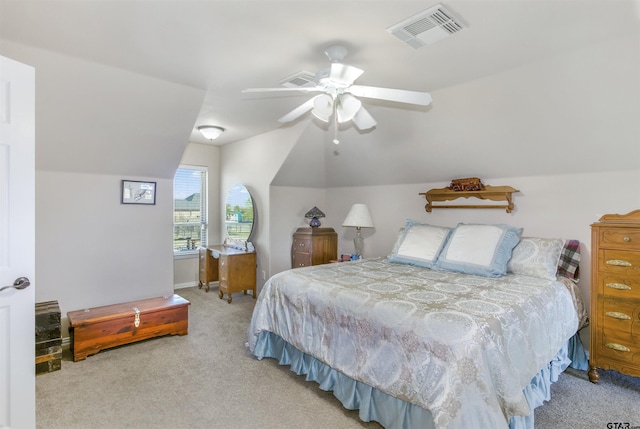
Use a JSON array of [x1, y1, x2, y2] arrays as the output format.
[[342, 204, 374, 257], [304, 206, 326, 227]]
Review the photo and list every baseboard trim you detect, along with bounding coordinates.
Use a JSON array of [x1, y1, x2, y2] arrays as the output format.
[[174, 282, 198, 290]]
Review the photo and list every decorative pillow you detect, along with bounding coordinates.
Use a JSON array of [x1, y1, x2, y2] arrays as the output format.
[[388, 220, 450, 269], [507, 237, 564, 280], [556, 239, 581, 281], [436, 223, 523, 277]]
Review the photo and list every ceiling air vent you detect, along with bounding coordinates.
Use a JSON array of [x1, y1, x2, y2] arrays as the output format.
[[387, 3, 466, 48], [279, 71, 316, 88]]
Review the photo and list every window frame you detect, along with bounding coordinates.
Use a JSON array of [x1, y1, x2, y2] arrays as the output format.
[[173, 165, 207, 258]]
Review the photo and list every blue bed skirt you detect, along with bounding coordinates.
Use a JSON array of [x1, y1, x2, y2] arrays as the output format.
[[252, 331, 588, 429]]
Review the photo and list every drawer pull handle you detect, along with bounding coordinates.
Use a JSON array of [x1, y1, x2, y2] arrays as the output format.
[[605, 343, 630, 352], [298, 243, 305, 247], [605, 311, 631, 320], [624, 237, 631, 242], [606, 282, 632, 291], [606, 259, 632, 267], [133, 307, 141, 328]]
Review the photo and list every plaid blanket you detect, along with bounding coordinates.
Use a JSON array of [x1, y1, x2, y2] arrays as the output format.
[[557, 239, 580, 282]]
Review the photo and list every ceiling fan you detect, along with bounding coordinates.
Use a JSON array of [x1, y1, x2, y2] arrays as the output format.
[[242, 45, 432, 143]]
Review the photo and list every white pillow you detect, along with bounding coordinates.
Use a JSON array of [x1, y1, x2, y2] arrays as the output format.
[[507, 237, 564, 280], [436, 223, 523, 277], [388, 220, 450, 269]]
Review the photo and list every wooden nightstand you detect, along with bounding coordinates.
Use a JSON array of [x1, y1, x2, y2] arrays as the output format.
[[589, 210, 640, 383], [291, 227, 337, 268]]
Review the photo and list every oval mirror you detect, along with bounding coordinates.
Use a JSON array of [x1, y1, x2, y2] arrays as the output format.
[[225, 184, 255, 242]]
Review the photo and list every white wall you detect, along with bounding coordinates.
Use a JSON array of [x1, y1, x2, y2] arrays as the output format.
[[36, 170, 174, 335], [220, 122, 309, 289], [270, 186, 327, 275], [173, 142, 221, 288]]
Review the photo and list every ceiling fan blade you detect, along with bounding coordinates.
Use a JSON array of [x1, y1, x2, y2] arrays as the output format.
[[329, 63, 364, 86], [348, 85, 432, 106], [336, 94, 362, 123], [242, 87, 321, 94], [352, 106, 377, 131], [278, 97, 317, 123]]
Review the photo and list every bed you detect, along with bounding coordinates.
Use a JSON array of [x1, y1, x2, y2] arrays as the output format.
[[247, 221, 588, 429]]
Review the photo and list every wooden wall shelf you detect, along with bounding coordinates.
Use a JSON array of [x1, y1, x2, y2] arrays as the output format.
[[419, 185, 519, 213]]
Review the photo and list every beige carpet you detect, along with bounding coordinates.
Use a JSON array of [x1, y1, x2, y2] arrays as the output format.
[[36, 286, 640, 429]]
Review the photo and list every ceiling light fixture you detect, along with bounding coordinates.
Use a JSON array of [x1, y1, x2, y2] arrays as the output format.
[[198, 125, 225, 141]]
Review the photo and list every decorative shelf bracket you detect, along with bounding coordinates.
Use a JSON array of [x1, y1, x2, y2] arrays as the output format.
[[419, 185, 519, 213]]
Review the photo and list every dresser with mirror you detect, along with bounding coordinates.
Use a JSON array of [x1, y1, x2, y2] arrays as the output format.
[[199, 184, 257, 303]]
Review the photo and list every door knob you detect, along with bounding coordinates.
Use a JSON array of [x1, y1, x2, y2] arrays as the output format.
[[0, 277, 31, 293]]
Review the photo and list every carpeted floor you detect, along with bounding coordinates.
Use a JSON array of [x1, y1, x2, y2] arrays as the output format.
[[36, 286, 640, 429]]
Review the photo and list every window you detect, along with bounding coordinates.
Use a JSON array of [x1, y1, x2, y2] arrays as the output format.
[[173, 166, 207, 255]]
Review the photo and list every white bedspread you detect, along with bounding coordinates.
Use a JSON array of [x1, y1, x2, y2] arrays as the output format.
[[247, 258, 580, 429]]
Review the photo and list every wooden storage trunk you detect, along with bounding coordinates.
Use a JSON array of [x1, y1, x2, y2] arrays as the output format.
[[35, 300, 62, 374], [67, 294, 190, 362]]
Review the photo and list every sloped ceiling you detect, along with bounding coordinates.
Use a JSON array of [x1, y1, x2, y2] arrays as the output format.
[[1, 1, 639, 182], [0, 40, 205, 178], [274, 31, 640, 188]]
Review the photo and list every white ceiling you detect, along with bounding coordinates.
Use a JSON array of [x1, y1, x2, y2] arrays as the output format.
[[2, 0, 638, 147]]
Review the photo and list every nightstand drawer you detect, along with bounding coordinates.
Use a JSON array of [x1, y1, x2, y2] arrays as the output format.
[[598, 249, 640, 274], [600, 297, 640, 335], [600, 228, 640, 250], [599, 273, 640, 299]]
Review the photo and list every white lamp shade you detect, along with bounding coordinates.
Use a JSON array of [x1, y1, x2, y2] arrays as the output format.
[[342, 204, 374, 228]]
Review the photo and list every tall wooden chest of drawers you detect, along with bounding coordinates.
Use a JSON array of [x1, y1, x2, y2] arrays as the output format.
[[292, 227, 337, 268], [589, 210, 640, 383]]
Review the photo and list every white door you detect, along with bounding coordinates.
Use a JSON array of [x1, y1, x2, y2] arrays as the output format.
[[0, 55, 36, 428]]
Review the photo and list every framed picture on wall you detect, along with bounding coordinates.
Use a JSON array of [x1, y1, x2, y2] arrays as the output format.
[[121, 180, 156, 205]]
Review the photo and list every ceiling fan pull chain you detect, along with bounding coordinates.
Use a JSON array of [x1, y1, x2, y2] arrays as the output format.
[[333, 102, 339, 144]]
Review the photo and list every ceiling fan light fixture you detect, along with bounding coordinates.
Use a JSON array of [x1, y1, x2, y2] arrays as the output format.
[[312, 94, 334, 122], [198, 125, 225, 140], [311, 109, 331, 122], [243, 44, 431, 141], [336, 94, 362, 123]]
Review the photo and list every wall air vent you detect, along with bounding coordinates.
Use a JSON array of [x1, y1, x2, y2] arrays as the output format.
[[387, 3, 466, 48], [279, 71, 317, 88]]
